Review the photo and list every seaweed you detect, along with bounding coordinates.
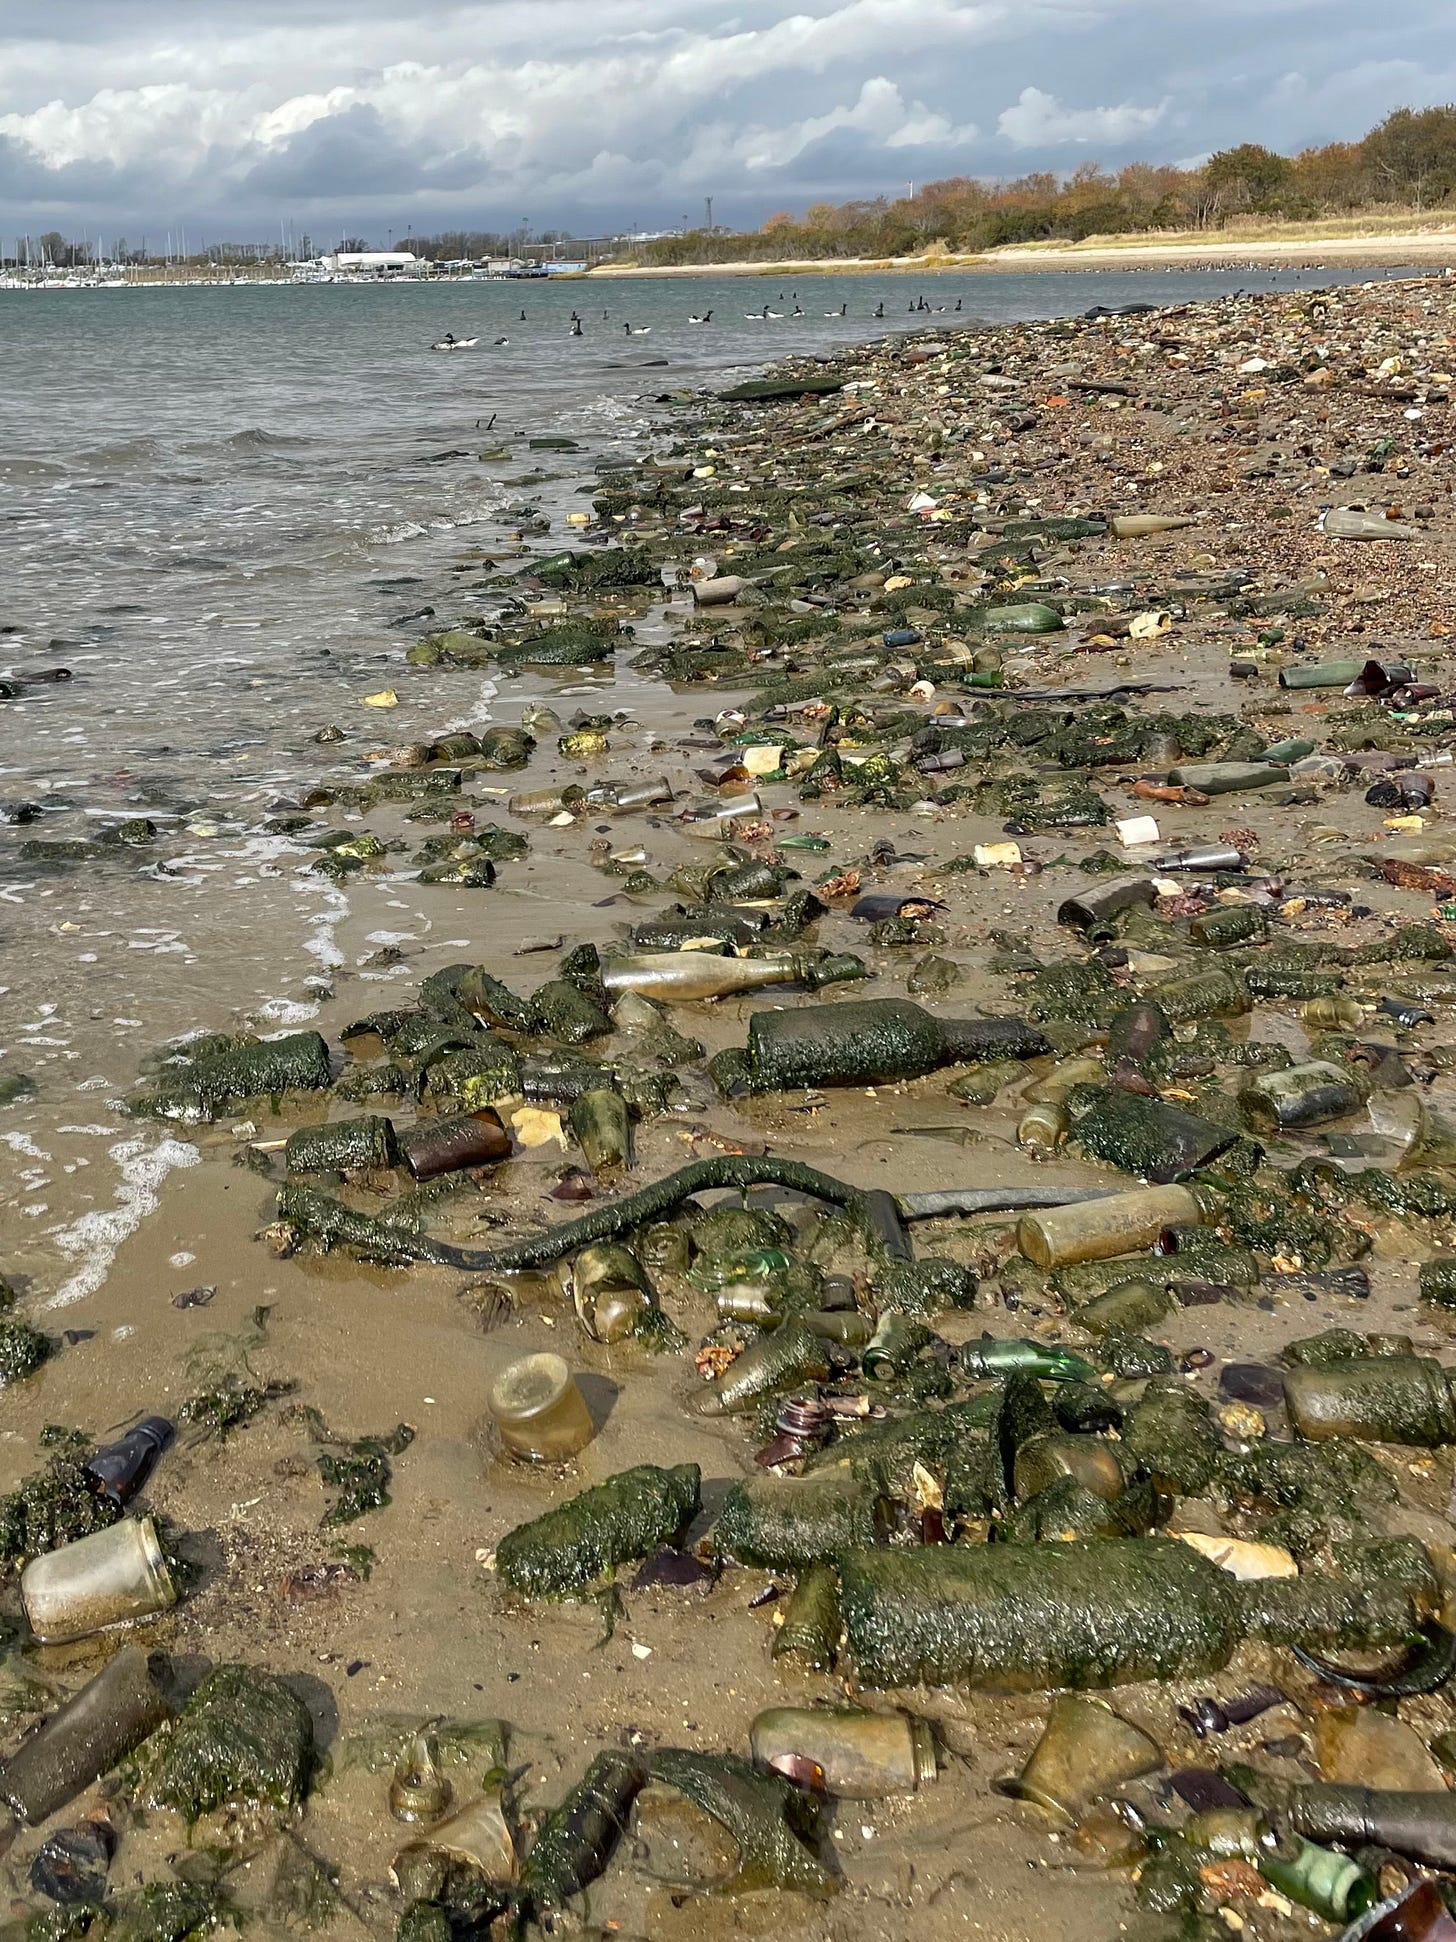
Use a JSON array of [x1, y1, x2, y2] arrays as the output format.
[[177, 1375, 295, 1441], [133, 1664, 314, 1819], [103, 1882, 238, 1942], [530, 547, 656, 591], [0, 1317, 53, 1386], [313, 1423, 414, 1527], [0, 1455, 119, 1569], [641, 1748, 835, 1896]]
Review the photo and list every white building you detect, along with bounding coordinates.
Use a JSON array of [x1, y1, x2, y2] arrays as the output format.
[[323, 250, 422, 276]]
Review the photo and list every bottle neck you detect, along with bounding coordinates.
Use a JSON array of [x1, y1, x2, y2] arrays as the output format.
[[1238, 1571, 1421, 1651]]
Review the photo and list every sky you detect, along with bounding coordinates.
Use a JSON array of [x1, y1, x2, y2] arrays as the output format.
[[0, 0, 1452, 248]]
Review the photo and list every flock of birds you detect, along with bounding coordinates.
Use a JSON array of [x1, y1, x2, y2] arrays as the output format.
[[429, 291, 966, 351]]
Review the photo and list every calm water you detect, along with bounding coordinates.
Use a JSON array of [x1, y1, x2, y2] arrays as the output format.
[[0, 262, 1419, 1299], [0, 263, 1414, 793]]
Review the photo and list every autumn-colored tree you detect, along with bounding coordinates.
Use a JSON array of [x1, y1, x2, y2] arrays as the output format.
[[1204, 144, 1295, 215], [1361, 106, 1456, 208]]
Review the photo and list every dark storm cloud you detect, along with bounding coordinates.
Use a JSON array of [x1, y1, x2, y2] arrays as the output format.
[[0, 0, 1451, 238]]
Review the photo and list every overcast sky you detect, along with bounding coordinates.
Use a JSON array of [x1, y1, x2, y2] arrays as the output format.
[[1, 0, 1451, 246]]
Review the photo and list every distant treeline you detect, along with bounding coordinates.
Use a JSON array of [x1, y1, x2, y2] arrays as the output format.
[[624, 105, 1456, 265]]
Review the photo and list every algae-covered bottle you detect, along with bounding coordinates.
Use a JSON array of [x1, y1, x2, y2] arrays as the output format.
[[742, 998, 1049, 1092], [1240, 1062, 1363, 1132], [838, 1536, 1425, 1691], [1018, 1184, 1216, 1269], [1166, 762, 1291, 795], [1284, 1356, 1456, 1446]]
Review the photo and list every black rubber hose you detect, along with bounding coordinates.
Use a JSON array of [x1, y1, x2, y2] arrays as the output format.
[[279, 1157, 876, 1274], [442, 1156, 874, 1272]]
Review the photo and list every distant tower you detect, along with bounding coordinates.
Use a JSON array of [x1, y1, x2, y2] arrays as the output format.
[[705, 196, 714, 234]]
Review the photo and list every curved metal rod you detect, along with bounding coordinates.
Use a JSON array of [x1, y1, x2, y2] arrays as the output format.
[[897, 1186, 1116, 1221]]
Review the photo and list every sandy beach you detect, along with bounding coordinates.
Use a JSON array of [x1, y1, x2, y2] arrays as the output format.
[[592, 223, 1456, 277]]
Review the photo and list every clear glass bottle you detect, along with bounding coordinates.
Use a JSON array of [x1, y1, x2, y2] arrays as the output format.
[[21, 1516, 178, 1644]]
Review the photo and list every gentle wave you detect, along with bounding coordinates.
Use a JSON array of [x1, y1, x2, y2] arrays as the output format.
[[223, 426, 313, 452]]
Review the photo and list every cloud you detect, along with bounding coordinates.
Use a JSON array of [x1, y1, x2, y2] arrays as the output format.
[[0, 0, 1451, 237], [997, 85, 1167, 148]]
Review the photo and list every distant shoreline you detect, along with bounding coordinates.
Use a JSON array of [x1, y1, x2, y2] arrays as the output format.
[[591, 227, 1456, 278]]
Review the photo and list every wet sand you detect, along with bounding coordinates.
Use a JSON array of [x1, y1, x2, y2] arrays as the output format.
[[5, 272, 1456, 1935]]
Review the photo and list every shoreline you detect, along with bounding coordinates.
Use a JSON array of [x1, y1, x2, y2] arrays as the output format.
[[592, 226, 1456, 277]]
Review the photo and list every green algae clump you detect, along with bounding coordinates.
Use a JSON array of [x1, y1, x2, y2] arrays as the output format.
[[134, 1664, 314, 1820], [0, 1455, 119, 1570]]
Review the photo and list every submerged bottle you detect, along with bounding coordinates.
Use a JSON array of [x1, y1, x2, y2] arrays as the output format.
[[568, 1243, 656, 1344], [600, 952, 843, 1004], [568, 1089, 632, 1175], [1018, 1184, 1216, 1270], [959, 1338, 1099, 1383], [391, 1731, 452, 1825], [1278, 660, 1372, 691], [772, 1563, 841, 1671], [695, 1319, 830, 1416], [741, 998, 1049, 1092], [488, 1352, 596, 1463], [1183, 1808, 1376, 1924], [993, 1693, 1159, 1824]]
